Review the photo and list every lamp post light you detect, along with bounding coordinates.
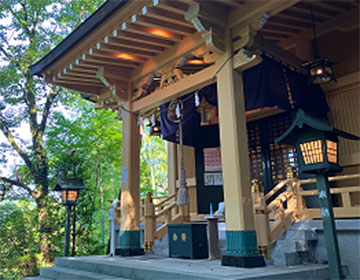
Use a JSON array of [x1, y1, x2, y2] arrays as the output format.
[[54, 178, 87, 256], [275, 109, 359, 280]]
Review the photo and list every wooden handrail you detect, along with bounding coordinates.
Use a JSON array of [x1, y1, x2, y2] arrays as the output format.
[[264, 180, 289, 201], [298, 186, 360, 196], [155, 201, 177, 219], [300, 174, 360, 185], [154, 193, 177, 208]]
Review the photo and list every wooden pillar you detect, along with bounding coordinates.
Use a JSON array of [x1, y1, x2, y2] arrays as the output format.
[[117, 104, 143, 256], [217, 30, 265, 267], [167, 141, 178, 196]]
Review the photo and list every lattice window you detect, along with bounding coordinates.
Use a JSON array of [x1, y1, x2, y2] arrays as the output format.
[[247, 112, 297, 190], [268, 113, 297, 184]]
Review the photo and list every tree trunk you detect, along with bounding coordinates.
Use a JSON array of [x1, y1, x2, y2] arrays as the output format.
[[36, 197, 53, 263]]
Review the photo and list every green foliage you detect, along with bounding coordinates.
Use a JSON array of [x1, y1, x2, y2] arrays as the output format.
[[140, 127, 168, 197]]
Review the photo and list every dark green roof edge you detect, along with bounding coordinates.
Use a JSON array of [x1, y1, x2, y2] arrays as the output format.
[[54, 177, 87, 191], [29, 0, 129, 76], [275, 109, 360, 144]]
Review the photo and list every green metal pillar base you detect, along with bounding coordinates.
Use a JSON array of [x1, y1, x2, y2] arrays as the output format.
[[316, 174, 343, 279], [116, 230, 143, 256], [221, 230, 265, 268]]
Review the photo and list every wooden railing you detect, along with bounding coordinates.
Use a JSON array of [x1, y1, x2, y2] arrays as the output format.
[[298, 174, 360, 220], [143, 191, 189, 251], [252, 169, 360, 259]]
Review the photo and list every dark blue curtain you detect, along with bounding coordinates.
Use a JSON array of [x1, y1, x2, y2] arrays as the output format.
[[160, 56, 329, 146]]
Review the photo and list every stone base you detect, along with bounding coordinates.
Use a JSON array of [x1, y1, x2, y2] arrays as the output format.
[[115, 248, 144, 256], [222, 255, 266, 268]]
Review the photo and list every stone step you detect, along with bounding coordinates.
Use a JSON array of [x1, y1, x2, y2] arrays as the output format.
[[40, 266, 125, 280], [55, 256, 216, 280], [275, 240, 308, 253], [282, 230, 318, 241], [272, 252, 300, 266]]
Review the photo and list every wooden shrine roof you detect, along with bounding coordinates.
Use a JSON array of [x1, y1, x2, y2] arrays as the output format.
[[30, 0, 359, 115]]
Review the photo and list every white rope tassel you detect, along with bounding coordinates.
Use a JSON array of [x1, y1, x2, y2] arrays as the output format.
[[177, 118, 189, 206]]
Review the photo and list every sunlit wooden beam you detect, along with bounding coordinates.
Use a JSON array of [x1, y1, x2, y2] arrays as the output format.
[[130, 32, 204, 83], [104, 36, 164, 53], [132, 64, 217, 114]]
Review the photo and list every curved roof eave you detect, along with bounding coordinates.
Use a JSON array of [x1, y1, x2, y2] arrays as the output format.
[[29, 0, 128, 76]]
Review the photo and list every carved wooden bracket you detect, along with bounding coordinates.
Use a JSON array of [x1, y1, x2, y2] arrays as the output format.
[[96, 67, 128, 104], [185, 4, 225, 55]]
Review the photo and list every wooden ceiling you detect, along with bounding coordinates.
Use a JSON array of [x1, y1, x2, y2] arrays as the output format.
[[259, 0, 359, 44], [43, 0, 359, 110]]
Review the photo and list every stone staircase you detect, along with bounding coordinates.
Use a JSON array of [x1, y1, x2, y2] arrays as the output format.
[[26, 254, 341, 280], [270, 228, 318, 266]]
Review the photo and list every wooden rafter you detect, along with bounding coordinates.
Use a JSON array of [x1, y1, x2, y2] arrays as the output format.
[[267, 16, 311, 30], [113, 30, 174, 48], [155, 0, 189, 15], [121, 22, 183, 41], [95, 43, 155, 59], [103, 36, 164, 54], [54, 82, 102, 95], [132, 15, 195, 36], [141, 6, 194, 28], [278, 7, 359, 49], [229, 0, 301, 29]]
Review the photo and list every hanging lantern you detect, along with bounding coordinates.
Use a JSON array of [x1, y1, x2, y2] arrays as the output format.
[[303, 57, 336, 85], [148, 119, 162, 137], [303, 3, 337, 85]]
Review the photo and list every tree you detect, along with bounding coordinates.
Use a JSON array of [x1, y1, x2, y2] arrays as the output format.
[[45, 97, 124, 255], [0, 0, 105, 262]]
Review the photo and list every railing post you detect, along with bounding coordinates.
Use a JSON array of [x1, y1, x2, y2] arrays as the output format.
[[144, 192, 155, 252], [251, 178, 270, 259], [286, 166, 304, 220]]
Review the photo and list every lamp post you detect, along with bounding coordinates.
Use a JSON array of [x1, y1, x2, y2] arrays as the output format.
[[54, 178, 87, 256], [275, 109, 359, 280]]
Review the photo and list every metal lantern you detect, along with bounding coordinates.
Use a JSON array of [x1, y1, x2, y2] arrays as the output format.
[[148, 119, 162, 137], [275, 110, 358, 175], [303, 57, 336, 85], [302, 3, 337, 85], [54, 177, 87, 256], [275, 109, 359, 280], [54, 178, 87, 206]]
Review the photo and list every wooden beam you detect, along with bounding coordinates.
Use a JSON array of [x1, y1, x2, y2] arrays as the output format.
[[95, 43, 154, 59], [133, 14, 194, 35], [130, 32, 205, 83], [113, 29, 174, 48], [142, 6, 193, 28], [84, 53, 140, 68], [104, 36, 164, 53], [251, 35, 305, 73], [132, 63, 217, 113], [229, 0, 300, 29], [278, 8, 359, 49], [121, 22, 183, 42], [267, 16, 311, 30], [275, 13, 313, 25], [155, 0, 189, 15], [54, 82, 102, 95]]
